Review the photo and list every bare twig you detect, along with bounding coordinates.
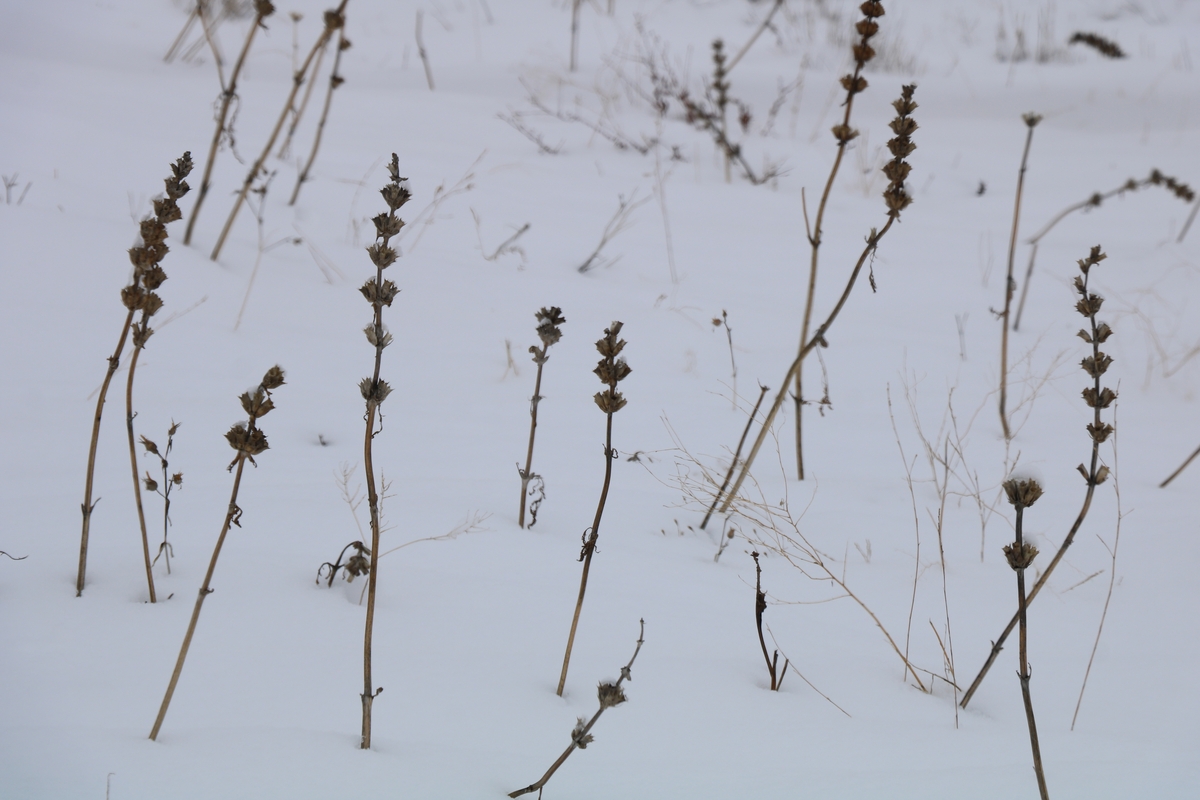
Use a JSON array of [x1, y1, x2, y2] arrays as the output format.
[[725, 0, 786, 74], [497, 111, 562, 154], [1161, 441, 1200, 487], [289, 29, 350, 205], [472, 209, 531, 263], [577, 191, 650, 273], [416, 9, 435, 90], [700, 384, 768, 531]]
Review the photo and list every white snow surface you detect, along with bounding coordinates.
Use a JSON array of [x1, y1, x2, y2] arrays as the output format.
[[2, 1, 1199, 798]]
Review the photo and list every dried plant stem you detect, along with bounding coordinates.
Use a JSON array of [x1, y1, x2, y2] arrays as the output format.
[[569, 0, 581, 72], [1179, 198, 1200, 243], [289, 28, 348, 205], [1012, 502, 1051, 800], [557, 414, 613, 697], [753, 551, 787, 691], [700, 383, 768, 530], [185, 2, 273, 246], [999, 115, 1040, 440], [724, 0, 785, 74], [518, 367, 545, 528], [416, 10, 435, 91], [77, 311, 135, 596], [1160, 441, 1200, 487], [164, 4, 200, 62], [124, 343, 157, 603], [718, 216, 896, 517], [511, 620, 644, 798], [211, 2, 347, 261], [149, 450, 248, 741], [278, 37, 329, 160]]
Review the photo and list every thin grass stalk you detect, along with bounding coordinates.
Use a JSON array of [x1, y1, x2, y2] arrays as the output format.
[[557, 322, 630, 696], [211, 2, 347, 261], [124, 343, 157, 603], [962, 246, 1113, 708], [999, 113, 1041, 439], [1160, 441, 1200, 487], [77, 311, 136, 596], [358, 156, 410, 749], [185, 0, 275, 246], [150, 366, 284, 740], [289, 29, 348, 206], [794, 0, 886, 480], [700, 383, 768, 530], [723, 0, 785, 74]]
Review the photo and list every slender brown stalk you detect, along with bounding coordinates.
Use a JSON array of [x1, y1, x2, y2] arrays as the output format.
[[211, 2, 348, 261], [511, 620, 644, 798], [1002, 479, 1050, 800], [277, 28, 329, 160], [518, 307, 566, 528], [416, 9, 435, 91], [125, 344, 157, 604], [358, 156, 410, 749], [962, 246, 1115, 708], [794, 0, 886, 480], [1160, 441, 1200, 487], [723, 0, 785, 74], [569, 0, 581, 72], [752, 551, 787, 690], [289, 30, 349, 206], [998, 113, 1041, 439], [185, 0, 275, 246], [700, 383, 768, 530], [557, 322, 631, 696], [77, 153, 193, 597], [150, 366, 285, 740]]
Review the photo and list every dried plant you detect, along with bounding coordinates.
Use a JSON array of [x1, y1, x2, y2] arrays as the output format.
[[752, 551, 787, 691], [557, 322, 632, 696], [211, 2, 348, 261], [792, 0, 888, 480], [519, 307, 567, 529], [1068, 32, 1125, 59], [699, 383, 768, 531], [276, 13, 329, 160], [357, 154, 410, 749], [1014, 169, 1194, 330], [76, 152, 192, 599], [962, 246, 1117, 708], [1001, 478, 1050, 800], [185, 0, 275, 246], [289, 29, 350, 205], [142, 422, 184, 575], [577, 191, 650, 273], [149, 365, 285, 740], [998, 112, 1042, 440], [713, 81, 917, 517], [415, 9, 435, 90], [317, 540, 371, 586], [511, 620, 644, 798]]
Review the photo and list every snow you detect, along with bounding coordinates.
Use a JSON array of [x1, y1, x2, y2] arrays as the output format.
[[1, 0, 1198, 797]]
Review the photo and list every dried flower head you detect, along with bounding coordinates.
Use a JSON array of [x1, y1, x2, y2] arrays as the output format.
[[570, 718, 595, 749], [1003, 541, 1040, 570], [882, 84, 918, 218], [261, 365, 286, 391], [593, 322, 630, 415], [597, 681, 628, 709], [1002, 477, 1044, 509], [535, 306, 566, 349]]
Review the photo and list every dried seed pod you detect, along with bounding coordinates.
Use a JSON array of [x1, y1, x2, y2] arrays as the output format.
[[597, 681, 628, 709], [1087, 422, 1114, 443], [570, 718, 594, 749], [1081, 353, 1113, 378], [1002, 478, 1044, 509], [143, 472, 159, 493], [261, 365, 286, 391], [1082, 386, 1117, 409], [1003, 541, 1040, 570], [367, 243, 398, 270], [140, 436, 161, 456]]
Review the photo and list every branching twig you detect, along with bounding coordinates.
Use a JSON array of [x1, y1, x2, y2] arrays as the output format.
[[577, 191, 649, 273]]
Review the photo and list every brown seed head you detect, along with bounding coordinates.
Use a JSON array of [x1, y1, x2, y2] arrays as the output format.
[[1003, 541, 1040, 570], [597, 681, 628, 709], [1023, 112, 1043, 128], [261, 365, 286, 391], [367, 243, 398, 270], [143, 473, 159, 493], [1002, 477, 1044, 509], [140, 435, 161, 456], [253, 0, 276, 17]]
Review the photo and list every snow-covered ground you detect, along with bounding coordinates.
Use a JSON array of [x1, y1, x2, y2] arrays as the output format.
[[2, 1, 1198, 797]]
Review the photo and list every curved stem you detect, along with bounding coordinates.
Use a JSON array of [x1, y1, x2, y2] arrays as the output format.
[[125, 339, 157, 603]]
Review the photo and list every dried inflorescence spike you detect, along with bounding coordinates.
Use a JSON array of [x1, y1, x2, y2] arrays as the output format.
[[535, 306, 566, 350], [1074, 245, 1117, 482], [1068, 31, 1126, 59], [592, 322, 631, 415], [1003, 540, 1040, 570], [1003, 478, 1044, 510], [881, 84, 918, 218]]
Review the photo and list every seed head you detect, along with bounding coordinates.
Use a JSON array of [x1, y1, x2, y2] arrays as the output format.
[[1003, 541, 1040, 570], [1002, 477, 1044, 509]]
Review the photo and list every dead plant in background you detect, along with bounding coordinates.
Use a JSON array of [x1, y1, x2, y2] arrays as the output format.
[[1014, 169, 1194, 330], [76, 152, 192, 599], [557, 322, 632, 697], [998, 112, 1042, 440], [512, 620, 644, 798], [962, 246, 1117, 708], [793, 0, 887, 480], [185, 0, 275, 246], [1068, 32, 1125, 59], [518, 307, 567, 528], [289, 28, 350, 205], [149, 365, 285, 740], [142, 423, 184, 575], [211, 2, 348, 261], [752, 551, 787, 691], [357, 154, 411, 749], [1001, 478, 1051, 800], [712, 81, 917, 517]]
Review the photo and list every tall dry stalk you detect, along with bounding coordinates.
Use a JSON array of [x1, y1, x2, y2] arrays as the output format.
[[714, 83, 917, 518], [358, 155, 411, 749], [518, 307, 566, 528], [77, 152, 192, 598], [211, 2, 348, 261], [184, 0, 276, 246], [149, 366, 285, 740], [961, 246, 1115, 708], [557, 322, 631, 696], [794, 0, 886, 480], [998, 113, 1041, 439], [1001, 478, 1050, 800], [288, 29, 350, 205]]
